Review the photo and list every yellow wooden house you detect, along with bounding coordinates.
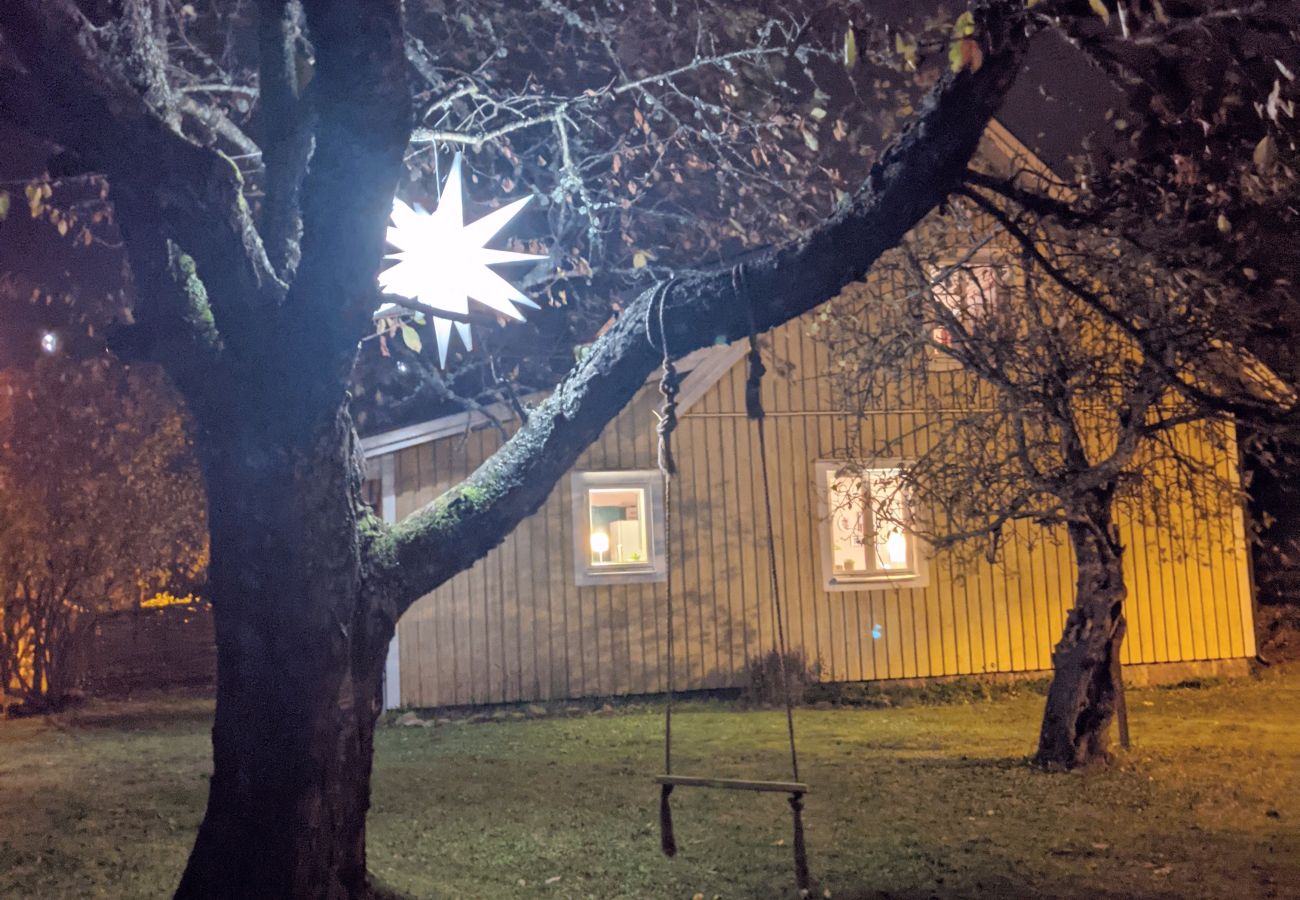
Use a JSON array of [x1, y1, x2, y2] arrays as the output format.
[[363, 123, 1257, 710]]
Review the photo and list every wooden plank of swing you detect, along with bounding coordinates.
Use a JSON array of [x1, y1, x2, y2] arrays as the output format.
[[655, 774, 809, 794]]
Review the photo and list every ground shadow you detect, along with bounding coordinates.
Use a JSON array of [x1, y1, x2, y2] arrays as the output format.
[[55, 695, 214, 732]]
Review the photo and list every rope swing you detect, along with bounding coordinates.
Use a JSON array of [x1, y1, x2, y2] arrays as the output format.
[[648, 271, 812, 893]]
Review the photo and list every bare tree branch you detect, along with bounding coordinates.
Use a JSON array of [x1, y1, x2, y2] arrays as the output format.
[[256, 0, 313, 278], [368, 9, 1031, 618], [280, 0, 411, 417], [0, 0, 284, 350], [956, 183, 1298, 424], [180, 95, 262, 156]]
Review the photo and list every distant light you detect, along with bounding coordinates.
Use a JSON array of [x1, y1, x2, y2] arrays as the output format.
[[40, 331, 58, 354], [378, 154, 544, 367]]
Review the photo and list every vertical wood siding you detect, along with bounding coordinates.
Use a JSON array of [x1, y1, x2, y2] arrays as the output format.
[[381, 308, 1256, 707]]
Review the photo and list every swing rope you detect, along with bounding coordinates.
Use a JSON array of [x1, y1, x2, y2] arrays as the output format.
[[741, 269, 801, 787], [649, 271, 810, 891], [739, 266, 810, 890], [648, 281, 682, 858]]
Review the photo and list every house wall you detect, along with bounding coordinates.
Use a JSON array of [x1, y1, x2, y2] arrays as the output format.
[[378, 314, 1256, 708]]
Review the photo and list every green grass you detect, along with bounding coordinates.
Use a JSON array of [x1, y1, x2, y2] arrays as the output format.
[[2, 670, 1299, 899]]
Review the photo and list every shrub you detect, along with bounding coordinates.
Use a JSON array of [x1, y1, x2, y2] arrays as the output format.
[[740, 649, 820, 707]]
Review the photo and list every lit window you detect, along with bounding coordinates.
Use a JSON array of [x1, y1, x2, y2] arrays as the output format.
[[571, 470, 666, 585], [816, 461, 927, 591], [927, 259, 1006, 369], [588, 487, 647, 566]]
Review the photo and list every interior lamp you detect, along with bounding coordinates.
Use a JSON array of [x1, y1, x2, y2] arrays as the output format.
[[884, 531, 909, 567], [590, 531, 610, 561], [378, 154, 545, 366]]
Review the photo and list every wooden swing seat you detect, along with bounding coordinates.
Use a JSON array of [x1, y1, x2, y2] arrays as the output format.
[[654, 775, 808, 794]]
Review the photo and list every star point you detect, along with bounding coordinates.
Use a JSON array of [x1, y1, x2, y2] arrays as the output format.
[[378, 154, 544, 366]]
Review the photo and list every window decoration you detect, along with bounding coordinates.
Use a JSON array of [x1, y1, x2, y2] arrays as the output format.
[[815, 460, 927, 591], [378, 153, 545, 367], [571, 470, 667, 586], [927, 257, 1007, 368]]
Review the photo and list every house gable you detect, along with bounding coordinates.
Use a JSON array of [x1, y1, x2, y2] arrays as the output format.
[[366, 122, 1257, 709]]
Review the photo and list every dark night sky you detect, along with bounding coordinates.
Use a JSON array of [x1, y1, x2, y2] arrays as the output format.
[[998, 28, 1121, 174]]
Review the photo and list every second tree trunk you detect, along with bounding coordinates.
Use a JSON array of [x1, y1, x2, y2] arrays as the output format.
[[1036, 493, 1128, 770]]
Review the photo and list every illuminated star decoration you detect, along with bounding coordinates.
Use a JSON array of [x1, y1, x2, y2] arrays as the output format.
[[378, 154, 544, 366]]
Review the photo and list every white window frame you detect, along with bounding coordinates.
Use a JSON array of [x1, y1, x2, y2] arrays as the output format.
[[815, 459, 928, 592], [376, 454, 402, 710], [571, 470, 667, 586]]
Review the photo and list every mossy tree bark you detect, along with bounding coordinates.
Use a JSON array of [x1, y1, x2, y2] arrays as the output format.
[[0, 1, 1032, 896]]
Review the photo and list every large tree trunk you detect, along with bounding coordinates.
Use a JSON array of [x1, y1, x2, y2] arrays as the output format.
[[176, 409, 391, 900], [1035, 490, 1128, 770]]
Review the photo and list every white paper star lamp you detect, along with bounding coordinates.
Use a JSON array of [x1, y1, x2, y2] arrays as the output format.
[[378, 154, 544, 366]]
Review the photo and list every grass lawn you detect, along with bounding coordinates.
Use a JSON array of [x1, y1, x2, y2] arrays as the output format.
[[1, 670, 1298, 899]]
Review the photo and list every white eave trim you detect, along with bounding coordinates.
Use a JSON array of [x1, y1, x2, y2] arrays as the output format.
[[360, 341, 748, 461], [675, 340, 749, 414], [360, 395, 543, 458]]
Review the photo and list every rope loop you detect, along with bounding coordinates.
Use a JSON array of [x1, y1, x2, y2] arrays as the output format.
[[657, 360, 681, 477], [647, 280, 681, 477]]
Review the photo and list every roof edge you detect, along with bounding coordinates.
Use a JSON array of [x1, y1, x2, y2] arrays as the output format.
[[360, 341, 748, 460], [361, 119, 1048, 461]]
